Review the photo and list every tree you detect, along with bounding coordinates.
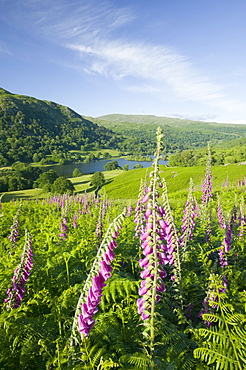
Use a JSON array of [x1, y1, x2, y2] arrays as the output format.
[[72, 168, 83, 177], [90, 172, 105, 189], [51, 177, 75, 195], [35, 170, 58, 192], [104, 161, 121, 171], [32, 153, 41, 163], [122, 164, 129, 171], [7, 175, 28, 191], [11, 161, 27, 171], [133, 163, 143, 169], [0, 155, 8, 167]]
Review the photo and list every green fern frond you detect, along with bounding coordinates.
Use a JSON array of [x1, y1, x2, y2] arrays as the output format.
[[101, 276, 138, 307], [194, 346, 238, 369], [122, 352, 157, 369], [201, 313, 220, 323], [194, 274, 246, 370]]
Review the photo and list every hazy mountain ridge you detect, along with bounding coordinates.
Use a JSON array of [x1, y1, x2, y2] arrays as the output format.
[[96, 113, 246, 133], [93, 113, 246, 153]]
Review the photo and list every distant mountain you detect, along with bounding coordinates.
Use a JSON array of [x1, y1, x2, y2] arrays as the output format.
[[0, 88, 119, 164], [94, 114, 246, 153], [96, 113, 246, 132]]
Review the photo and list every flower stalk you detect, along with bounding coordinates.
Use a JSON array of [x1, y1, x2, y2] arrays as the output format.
[[4, 230, 33, 310], [70, 209, 126, 346]]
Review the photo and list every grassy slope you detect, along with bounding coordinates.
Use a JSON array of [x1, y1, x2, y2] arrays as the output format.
[[103, 164, 246, 201], [2, 163, 246, 203], [1, 170, 123, 202]]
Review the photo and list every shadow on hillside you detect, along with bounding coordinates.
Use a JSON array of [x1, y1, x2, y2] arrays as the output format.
[[76, 185, 96, 194], [72, 180, 90, 185], [2, 193, 36, 203]]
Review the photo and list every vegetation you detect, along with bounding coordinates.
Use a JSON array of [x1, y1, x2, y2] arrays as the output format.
[[0, 88, 122, 165], [72, 168, 83, 177], [90, 172, 106, 189], [104, 160, 122, 171], [93, 113, 246, 156], [0, 129, 245, 370], [0, 162, 42, 192], [3, 87, 246, 171], [169, 140, 246, 166], [51, 176, 75, 195], [133, 163, 143, 169]]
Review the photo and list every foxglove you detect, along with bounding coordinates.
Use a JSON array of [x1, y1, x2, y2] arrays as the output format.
[[70, 210, 126, 344], [5, 230, 33, 310], [136, 128, 168, 325]]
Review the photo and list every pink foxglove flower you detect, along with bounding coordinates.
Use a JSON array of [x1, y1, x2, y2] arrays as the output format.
[[8, 204, 22, 249], [180, 179, 197, 251], [135, 128, 168, 322], [5, 231, 33, 310], [202, 145, 212, 207], [70, 211, 126, 342]]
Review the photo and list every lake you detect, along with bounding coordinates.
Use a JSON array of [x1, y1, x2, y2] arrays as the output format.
[[45, 157, 168, 177]]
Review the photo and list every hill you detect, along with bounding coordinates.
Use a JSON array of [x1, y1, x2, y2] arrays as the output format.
[[0, 88, 120, 165], [93, 113, 246, 154], [103, 163, 246, 202]]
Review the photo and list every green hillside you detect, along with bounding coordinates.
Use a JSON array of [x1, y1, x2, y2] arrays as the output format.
[[92, 113, 246, 155], [0, 88, 120, 165], [103, 163, 246, 202]]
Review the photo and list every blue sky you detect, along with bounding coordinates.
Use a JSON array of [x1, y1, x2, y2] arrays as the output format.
[[0, 0, 246, 124]]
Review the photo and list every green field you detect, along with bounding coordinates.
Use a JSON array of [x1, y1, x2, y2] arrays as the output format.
[[2, 163, 246, 204]]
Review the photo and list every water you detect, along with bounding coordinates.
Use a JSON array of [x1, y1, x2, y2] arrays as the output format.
[[45, 157, 168, 177]]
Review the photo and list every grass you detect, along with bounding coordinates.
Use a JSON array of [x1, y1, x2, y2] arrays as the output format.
[[1, 163, 246, 203], [1, 170, 123, 202], [104, 164, 246, 201]]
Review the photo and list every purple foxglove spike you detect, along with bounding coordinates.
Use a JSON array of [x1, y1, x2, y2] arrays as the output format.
[[112, 231, 119, 239], [139, 256, 149, 268], [142, 245, 153, 256], [158, 244, 167, 252], [139, 286, 149, 296], [83, 316, 95, 326], [92, 273, 106, 293], [99, 261, 112, 280], [87, 293, 100, 312], [78, 315, 94, 336], [142, 194, 149, 203], [145, 209, 152, 218], [146, 222, 153, 230], [108, 240, 117, 250], [103, 249, 115, 265], [140, 268, 153, 279], [158, 219, 167, 228], [141, 230, 152, 241], [156, 283, 166, 293], [141, 312, 150, 320], [159, 270, 167, 278], [81, 303, 91, 318]]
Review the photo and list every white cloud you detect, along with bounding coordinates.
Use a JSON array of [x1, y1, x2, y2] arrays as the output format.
[[2, 0, 243, 115], [68, 40, 242, 112], [0, 41, 10, 55]]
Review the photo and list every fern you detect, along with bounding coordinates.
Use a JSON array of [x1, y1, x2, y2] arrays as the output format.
[[101, 275, 139, 308], [194, 274, 246, 370]]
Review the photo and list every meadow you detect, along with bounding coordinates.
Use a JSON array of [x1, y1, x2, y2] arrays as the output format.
[[0, 131, 246, 369]]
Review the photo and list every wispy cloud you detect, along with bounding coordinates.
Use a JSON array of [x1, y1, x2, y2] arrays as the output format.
[[2, 0, 242, 113], [16, 0, 134, 42], [0, 41, 10, 55], [68, 39, 242, 112]]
